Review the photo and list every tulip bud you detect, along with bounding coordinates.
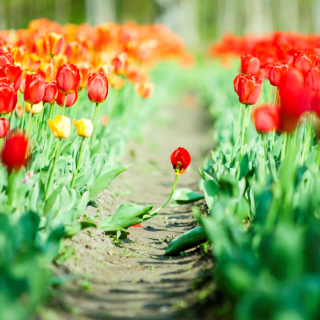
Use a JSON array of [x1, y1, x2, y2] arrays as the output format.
[[43, 32, 64, 56], [47, 116, 71, 139], [56, 64, 80, 94], [3, 64, 23, 91], [0, 83, 17, 114], [1, 130, 29, 171], [73, 118, 93, 138], [135, 82, 155, 98], [0, 118, 9, 138], [269, 64, 289, 87], [43, 81, 58, 103], [170, 147, 191, 175], [25, 101, 44, 114], [87, 72, 108, 103], [24, 74, 46, 104], [251, 104, 280, 133], [56, 90, 78, 107], [233, 74, 262, 105], [241, 54, 260, 75]]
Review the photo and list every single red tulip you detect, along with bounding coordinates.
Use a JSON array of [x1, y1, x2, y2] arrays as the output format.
[[306, 67, 320, 92], [0, 53, 13, 68], [0, 83, 17, 114], [279, 67, 312, 118], [233, 74, 262, 105], [293, 53, 314, 73], [24, 74, 46, 104], [1, 130, 29, 171], [241, 54, 260, 75], [56, 90, 78, 107], [87, 72, 108, 103], [269, 64, 289, 87], [170, 147, 191, 175], [0, 118, 9, 138], [3, 64, 23, 91], [56, 64, 80, 94], [43, 81, 58, 103], [251, 104, 279, 133]]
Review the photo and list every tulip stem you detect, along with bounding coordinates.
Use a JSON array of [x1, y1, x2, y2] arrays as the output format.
[[45, 138, 61, 200], [26, 104, 33, 137], [37, 105, 45, 142], [21, 103, 25, 130], [237, 104, 247, 179], [281, 133, 287, 161], [62, 94, 67, 116], [150, 174, 179, 216], [316, 144, 320, 170], [90, 103, 99, 150], [231, 103, 243, 162], [302, 119, 312, 163], [263, 134, 268, 161], [70, 137, 86, 189]]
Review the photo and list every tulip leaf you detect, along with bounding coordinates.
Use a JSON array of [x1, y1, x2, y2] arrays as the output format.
[[99, 225, 129, 239], [76, 190, 89, 219], [171, 188, 204, 206], [88, 164, 132, 200], [64, 222, 96, 238], [199, 168, 214, 181], [60, 187, 76, 212], [105, 203, 153, 229], [165, 227, 207, 256]]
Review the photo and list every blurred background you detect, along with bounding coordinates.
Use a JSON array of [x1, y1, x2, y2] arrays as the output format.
[[0, 0, 319, 47]]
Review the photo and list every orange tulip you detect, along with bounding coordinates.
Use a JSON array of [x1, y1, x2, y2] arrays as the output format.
[[134, 82, 154, 98]]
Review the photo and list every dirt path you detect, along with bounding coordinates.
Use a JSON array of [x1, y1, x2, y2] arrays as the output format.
[[44, 96, 214, 320]]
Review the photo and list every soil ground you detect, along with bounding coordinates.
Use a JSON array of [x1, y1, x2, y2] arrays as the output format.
[[40, 95, 220, 320]]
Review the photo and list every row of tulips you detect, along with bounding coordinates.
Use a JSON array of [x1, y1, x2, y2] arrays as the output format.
[[165, 32, 320, 319], [0, 19, 187, 320]]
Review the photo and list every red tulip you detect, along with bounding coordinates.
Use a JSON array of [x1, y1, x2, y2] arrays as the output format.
[[0, 53, 13, 68], [43, 81, 58, 102], [279, 67, 311, 118], [251, 104, 279, 133], [56, 90, 78, 107], [233, 74, 262, 105], [170, 147, 191, 175], [24, 74, 46, 104], [306, 67, 320, 92], [3, 64, 23, 91], [268, 64, 289, 87], [241, 54, 260, 75], [1, 130, 29, 171], [0, 118, 9, 138], [0, 83, 17, 114], [56, 64, 80, 94], [293, 53, 314, 73], [87, 72, 108, 103]]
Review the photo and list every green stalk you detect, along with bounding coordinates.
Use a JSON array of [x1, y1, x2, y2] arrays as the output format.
[[316, 144, 320, 170], [90, 103, 99, 150], [150, 174, 179, 216], [280, 133, 287, 161], [61, 94, 67, 116], [237, 104, 248, 179], [37, 104, 45, 142], [70, 137, 86, 189], [21, 103, 25, 130], [26, 105, 33, 137], [263, 134, 268, 161], [7, 170, 17, 205], [302, 119, 312, 163], [231, 103, 243, 161], [45, 138, 61, 200]]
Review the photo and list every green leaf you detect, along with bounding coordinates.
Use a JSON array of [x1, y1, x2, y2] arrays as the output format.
[[99, 224, 129, 239], [108, 203, 153, 229], [89, 164, 132, 200], [64, 222, 96, 238], [204, 180, 219, 211], [199, 168, 214, 181], [76, 190, 89, 219], [165, 227, 207, 256], [171, 189, 204, 206], [239, 153, 249, 179], [60, 187, 76, 213]]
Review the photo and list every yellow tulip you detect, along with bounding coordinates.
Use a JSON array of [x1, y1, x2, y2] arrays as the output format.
[[73, 118, 93, 138], [47, 116, 71, 139], [25, 101, 44, 114]]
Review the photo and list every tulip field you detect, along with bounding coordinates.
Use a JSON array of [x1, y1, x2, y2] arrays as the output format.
[[2, 16, 320, 320]]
